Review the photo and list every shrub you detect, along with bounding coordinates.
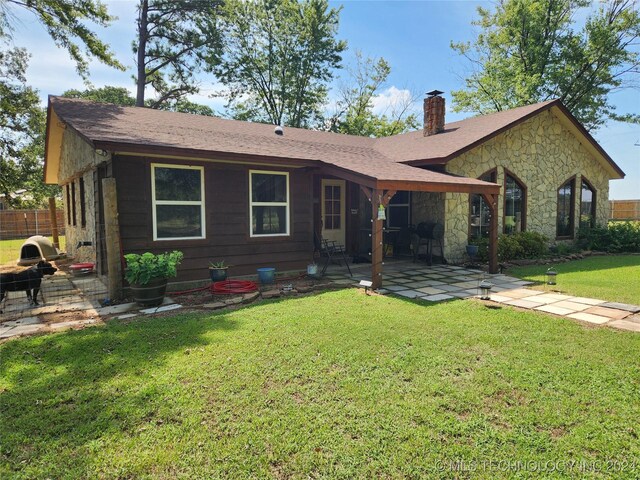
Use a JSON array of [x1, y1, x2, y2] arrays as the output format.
[[578, 222, 640, 253], [124, 251, 184, 285], [515, 231, 548, 258], [470, 231, 548, 262]]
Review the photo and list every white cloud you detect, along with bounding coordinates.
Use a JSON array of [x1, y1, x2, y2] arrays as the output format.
[[370, 86, 419, 116]]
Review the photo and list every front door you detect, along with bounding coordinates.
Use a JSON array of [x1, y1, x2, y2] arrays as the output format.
[[321, 179, 346, 245]]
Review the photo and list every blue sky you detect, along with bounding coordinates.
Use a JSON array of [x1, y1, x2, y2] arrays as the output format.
[[9, 0, 639, 199]]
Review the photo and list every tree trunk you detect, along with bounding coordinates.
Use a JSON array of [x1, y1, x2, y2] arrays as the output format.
[[136, 0, 149, 107]]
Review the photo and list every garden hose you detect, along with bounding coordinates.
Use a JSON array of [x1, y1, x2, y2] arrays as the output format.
[[210, 280, 259, 295]]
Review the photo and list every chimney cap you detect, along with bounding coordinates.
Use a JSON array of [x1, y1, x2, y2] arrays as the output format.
[[426, 89, 444, 97]]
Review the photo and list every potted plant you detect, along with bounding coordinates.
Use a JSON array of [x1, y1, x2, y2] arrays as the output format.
[[209, 260, 229, 282], [124, 250, 183, 307]]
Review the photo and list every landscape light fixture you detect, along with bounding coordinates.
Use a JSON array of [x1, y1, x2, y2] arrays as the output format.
[[546, 267, 558, 286], [478, 279, 493, 300]]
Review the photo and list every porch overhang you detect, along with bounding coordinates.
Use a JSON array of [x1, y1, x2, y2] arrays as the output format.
[[316, 161, 501, 290], [317, 163, 500, 196]]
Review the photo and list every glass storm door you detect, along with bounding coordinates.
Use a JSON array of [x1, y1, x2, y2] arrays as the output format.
[[321, 179, 346, 245]]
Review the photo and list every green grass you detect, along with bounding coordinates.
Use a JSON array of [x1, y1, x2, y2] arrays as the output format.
[[508, 255, 640, 305], [2, 290, 640, 478], [0, 236, 65, 265]]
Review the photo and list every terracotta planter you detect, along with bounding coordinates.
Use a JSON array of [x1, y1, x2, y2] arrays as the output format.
[[130, 277, 168, 307]]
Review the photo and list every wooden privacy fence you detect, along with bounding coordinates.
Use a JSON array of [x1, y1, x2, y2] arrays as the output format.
[[609, 200, 640, 221], [0, 209, 65, 240]]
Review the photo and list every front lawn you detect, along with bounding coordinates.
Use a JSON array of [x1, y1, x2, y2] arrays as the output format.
[[2, 290, 640, 478], [507, 255, 640, 305]]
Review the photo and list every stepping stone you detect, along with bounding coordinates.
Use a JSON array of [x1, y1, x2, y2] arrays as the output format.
[[599, 302, 640, 313], [97, 302, 138, 316], [504, 298, 545, 309], [607, 319, 640, 332], [420, 293, 454, 302], [567, 312, 610, 325], [566, 296, 606, 306], [530, 293, 572, 302], [485, 294, 513, 302], [583, 306, 630, 320], [1, 316, 41, 328], [203, 302, 226, 309], [535, 304, 575, 316], [140, 304, 182, 314], [4, 323, 43, 337], [551, 300, 592, 312], [500, 289, 540, 299]]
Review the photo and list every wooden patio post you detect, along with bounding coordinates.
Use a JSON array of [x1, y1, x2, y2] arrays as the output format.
[[482, 193, 499, 274], [102, 178, 123, 300], [364, 188, 396, 290], [48, 197, 59, 249]]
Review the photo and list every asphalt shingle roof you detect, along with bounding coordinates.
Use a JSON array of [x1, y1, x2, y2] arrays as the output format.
[[47, 96, 621, 188]]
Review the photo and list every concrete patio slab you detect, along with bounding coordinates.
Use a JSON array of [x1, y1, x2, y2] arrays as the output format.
[[384, 285, 410, 292], [420, 293, 454, 302], [394, 290, 420, 299], [450, 291, 475, 298], [416, 287, 446, 295]]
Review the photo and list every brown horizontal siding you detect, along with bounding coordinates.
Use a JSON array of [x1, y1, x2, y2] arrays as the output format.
[[113, 155, 313, 281]]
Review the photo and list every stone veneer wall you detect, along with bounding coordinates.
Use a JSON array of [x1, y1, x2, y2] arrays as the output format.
[[59, 129, 111, 263], [443, 109, 612, 262], [412, 192, 445, 226]]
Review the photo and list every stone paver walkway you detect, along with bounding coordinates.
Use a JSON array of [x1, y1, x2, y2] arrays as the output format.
[[0, 270, 186, 339], [325, 260, 640, 332], [3, 260, 638, 339]]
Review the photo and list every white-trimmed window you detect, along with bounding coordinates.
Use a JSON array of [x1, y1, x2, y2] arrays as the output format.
[[151, 164, 205, 240], [249, 170, 289, 237]]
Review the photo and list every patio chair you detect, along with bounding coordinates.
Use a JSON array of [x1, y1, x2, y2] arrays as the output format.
[[314, 232, 353, 276], [411, 222, 446, 266]]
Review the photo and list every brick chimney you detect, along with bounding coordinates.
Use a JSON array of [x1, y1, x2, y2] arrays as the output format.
[[423, 90, 445, 136]]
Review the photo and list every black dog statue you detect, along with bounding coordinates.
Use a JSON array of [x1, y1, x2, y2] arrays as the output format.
[[0, 261, 58, 313]]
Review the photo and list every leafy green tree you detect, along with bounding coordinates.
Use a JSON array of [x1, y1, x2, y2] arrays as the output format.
[[63, 86, 137, 106], [326, 51, 419, 137], [62, 85, 215, 116], [451, 0, 640, 130], [1, 0, 122, 77], [210, 0, 346, 127], [0, 46, 58, 208], [134, 0, 223, 108]]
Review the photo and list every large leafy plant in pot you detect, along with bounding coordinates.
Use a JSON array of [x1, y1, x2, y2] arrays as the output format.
[[124, 251, 183, 307]]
